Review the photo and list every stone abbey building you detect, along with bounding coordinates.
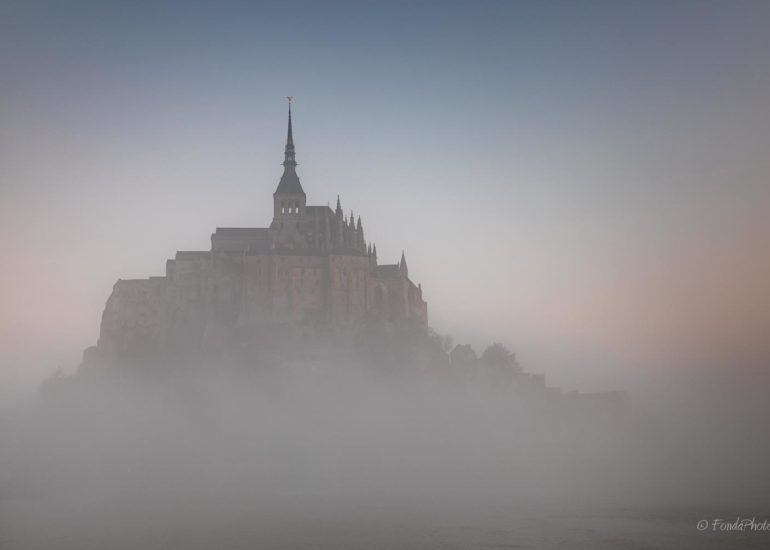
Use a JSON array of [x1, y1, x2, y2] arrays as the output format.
[[95, 104, 428, 362]]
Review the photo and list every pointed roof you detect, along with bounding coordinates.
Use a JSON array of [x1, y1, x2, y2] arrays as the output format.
[[275, 98, 305, 196]]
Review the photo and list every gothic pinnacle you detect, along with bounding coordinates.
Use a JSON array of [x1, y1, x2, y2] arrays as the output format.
[[282, 96, 296, 168]]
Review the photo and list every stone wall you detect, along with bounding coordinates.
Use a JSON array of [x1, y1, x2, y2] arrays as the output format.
[[96, 244, 427, 364]]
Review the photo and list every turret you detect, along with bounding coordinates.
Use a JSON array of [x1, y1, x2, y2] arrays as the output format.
[[399, 250, 409, 278], [335, 196, 344, 247], [347, 210, 355, 248], [369, 244, 377, 274], [356, 216, 365, 252], [368, 242, 378, 273]]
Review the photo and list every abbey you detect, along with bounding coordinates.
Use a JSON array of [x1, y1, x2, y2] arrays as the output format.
[[96, 104, 427, 361]]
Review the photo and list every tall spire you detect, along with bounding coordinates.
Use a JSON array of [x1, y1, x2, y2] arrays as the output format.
[[275, 97, 305, 196], [283, 96, 296, 168]]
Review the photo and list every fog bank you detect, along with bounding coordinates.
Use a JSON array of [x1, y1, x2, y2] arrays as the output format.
[[1, 353, 768, 549]]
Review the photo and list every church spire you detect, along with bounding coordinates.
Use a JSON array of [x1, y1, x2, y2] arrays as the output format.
[[283, 96, 296, 168], [275, 97, 305, 196]]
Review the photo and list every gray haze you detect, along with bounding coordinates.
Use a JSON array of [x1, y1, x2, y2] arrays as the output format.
[[2, 1, 770, 548], [1, 352, 769, 548]]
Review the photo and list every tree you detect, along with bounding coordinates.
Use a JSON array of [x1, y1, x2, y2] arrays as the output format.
[[481, 343, 521, 373], [450, 344, 477, 367]]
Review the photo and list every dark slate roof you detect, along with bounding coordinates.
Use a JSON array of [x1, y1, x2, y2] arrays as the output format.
[[377, 264, 401, 278], [115, 277, 165, 287], [213, 228, 269, 236], [211, 228, 271, 252], [305, 205, 334, 216], [305, 206, 334, 223], [175, 251, 211, 260], [274, 166, 305, 195]]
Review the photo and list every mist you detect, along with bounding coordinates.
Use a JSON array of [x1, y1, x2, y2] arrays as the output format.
[[2, 336, 769, 549], [3, 1, 770, 548]]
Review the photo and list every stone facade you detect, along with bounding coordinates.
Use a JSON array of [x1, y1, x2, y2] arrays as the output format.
[[96, 105, 428, 362]]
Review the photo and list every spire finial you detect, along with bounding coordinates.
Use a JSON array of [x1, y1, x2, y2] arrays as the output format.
[[283, 97, 296, 168]]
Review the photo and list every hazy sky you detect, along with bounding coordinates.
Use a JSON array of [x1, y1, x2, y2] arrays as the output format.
[[2, 0, 770, 393]]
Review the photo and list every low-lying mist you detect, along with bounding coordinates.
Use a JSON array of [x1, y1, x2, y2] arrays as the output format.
[[1, 346, 769, 549]]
